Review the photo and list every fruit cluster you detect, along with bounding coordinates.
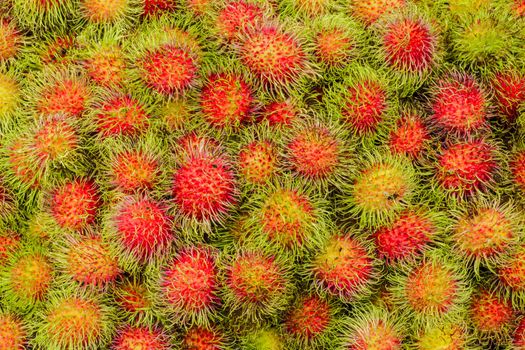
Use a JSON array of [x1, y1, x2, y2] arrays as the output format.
[[0, 0, 525, 349]]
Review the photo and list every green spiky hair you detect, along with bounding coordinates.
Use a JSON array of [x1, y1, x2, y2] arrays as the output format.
[[0, 65, 21, 126], [11, 0, 77, 32], [337, 148, 418, 229], [239, 326, 286, 350], [411, 319, 478, 350], [78, 0, 141, 27]]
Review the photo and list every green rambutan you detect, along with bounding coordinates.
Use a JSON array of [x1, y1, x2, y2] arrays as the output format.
[[468, 289, 514, 341], [342, 305, 404, 350], [80, 0, 139, 25], [32, 290, 115, 350], [106, 195, 174, 266], [200, 72, 254, 129], [0, 312, 26, 349], [239, 327, 285, 350], [220, 248, 294, 322], [48, 178, 100, 231], [112, 325, 170, 350], [182, 324, 227, 349], [413, 321, 473, 350], [338, 151, 417, 228], [388, 250, 470, 327], [429, 72, 489, 135], [386, 109, 431, 159], [0, 71, 20, 120], [280, 0, 337, 18], [0, 19, 22, 61], [215, 0, 267, 42], [0, 231, 20, 266], [349, 0, 406, 25], [157, 245, 220, 326], [308, 233, 376, 301], [12, 0, 76, 31], [491, 70, 525, 121]]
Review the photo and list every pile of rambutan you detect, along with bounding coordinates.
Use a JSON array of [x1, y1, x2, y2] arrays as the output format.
[[0, 0, 524, 349]]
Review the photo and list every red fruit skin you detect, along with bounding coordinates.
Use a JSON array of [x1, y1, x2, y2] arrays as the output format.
[[498, 247, 525, 292], [37, 79, 89, 118], [470, 290, 514, 333], [40, 36, 76, 66], [140, 44, 197, 95], [513, 318, 525, 348], [435, 140, 497, 196], [200, 73, 253, 128], [0, 233, 20, 266], [285, 295, 331, 341], [514, 0, 525, 17], [96, 96, 150, 137], [161, 247, 220, 316], [86, 49, 126, 88], [492, 72, 525, 120], [115, 197, 173, 262], [115, 281, 152, 316], [373, 211, 434, 263], [315, 29, 354, 67], [313, 235, 374, 299], [259, 101, 298, 126], [511, 150, 525, 192], [388, 113, 430, 158], [172, 148, 237, 222], [183, 326, 224, 350], [352, 0, 406, 25], [32, 115, 79, 165], [382, 17, 435, 73], [143, 0, 177, 16], [240, 26, 306, 85], [0, 19, 21, 61], [342, 80, 387, 134], [113, 326, 169, 350], [287, 127, 339, 179], [216, 1, 265, 41], [0, 313, 26, 350], [50, 179, 99, 230], [431, 75, 487, 134], [238, 141, 278, 185], [110, 149, 160, 193]]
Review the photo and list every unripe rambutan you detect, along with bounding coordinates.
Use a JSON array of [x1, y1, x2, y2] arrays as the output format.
[[113, 325, 170, 350], [0, 248, 53, 310], [38, 34, 77, 66], [240, 328, 285, 350], [221, 250, 293, 322], [114, 278, 155, 323], [33, 292, 115, 349], [284, 294, 338, 348], [258, 100, 299, 127], [413, 321, 471, 350], [310, 233, 376, 301], [340, 152, 416, 228], [215, 1, 266, 42], [342, 306, 404, 350], [12, 0, 76, 31], [387, 111, 430, 159], [373, 209, 440, 264], [80, 0, 135, 24], [83, 39, 127, 88], [0, 19, 22, 61], [5, 140, 40, 189], [158, 245, 220, 325], [239, 25, 309, 88], [172, 141, 237, 227], [182, 325, 226, 349], [350, 0, 405, 25], [434, 139, 498, 197], [497, 244, 525, 304], [55, 234, 120, 288], [513, 317, 525, 349], [469, 289, 514, 338], [0, 72, 20, 119], [389, 250, 470, 326], [237, 139, 279, 186], [49, 178, 100, 231], [143, 0, 177, 16], [510, 149, 525, 192], [491, 70, 525, 120], [0, 232, 20, 266], [430, 73, 488, 135], [0, 313, 26, 350], [200, 73, 254, 129], [110, 195, 174, 264]]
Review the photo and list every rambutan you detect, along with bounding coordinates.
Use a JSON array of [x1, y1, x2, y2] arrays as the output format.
[[0, 232, 20, 266], [200, 72, 254, 129], [0, 313, 27, 350], [142, 0, 177, 16], [237, 139, 279, 186], [414, 321, 471, 350], [513, 0, 525, 17], [310, 233, 376, 301], [221, 250, 293, 322], [258, 99, 299, 127], [215, 0, 266, 42], [82, 35, 127, 88], [281, 0, 334, 17], [239, 24, 309, 89], [340, 151, 416, 228], [49, 178, 100, 231], [114, 278, 155, 323], [497, 244, 525, 303], [80, 0, 135, 24], [350, 0, 406, 25], [12, 0, 76, 31], [513, 317, 525, 349], [5, 140, 41, 190], [0, 72, 20, 119], [158, 245, 220, 325], [182, 325, 226, 349], [240, 328, 285, 350], [109, 195, 174, 264], [430, 73, 488, 135], [434, 139, 498, 197], [373, 209, 440, 264], [469, 289, 514, 339], [510, 149, 525, 192], [33, 292, 115, 350], [0, 19, 22, 61], [387, 110, 430, 159], [491, 70, 525, 120], [113, 325, 170, 350]]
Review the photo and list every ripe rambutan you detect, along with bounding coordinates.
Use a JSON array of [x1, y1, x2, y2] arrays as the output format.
[[258, 99, 299, 127], [513, 0, 525, 17], [389, 250, 470, 326], [280, 0, 335, 17], [387, 110, 431, 159], [430, 73, 488, 135], [142, 0, 177, 16], [373, 208, 441, 264], [513, 317, 525, 348], [434, 139, 498, 197], [510, 149, 525, 193], [4, 139, 41, 190], [491, 70, 525, 120], [237, 138, 279, 186], [113, 325, 170, 350], [340, 151, 416, 228], [109, 195, 174, 265], [55, 234, 120, 288], [38, 34, 77, 66], [413, 321, 471, 350], [200, 72, 254, 129], [221, 250, 293, 322], [215, 0, 266, 42], [0, 313, 26, 350], [309, 233, 375, 301], [350, 0, 406, 25], [172, 140, 237, 227], [0, 19, 22, 61], [80, 0, 136, 24], [49, 178, 100, 231], [239, 24, 309, 89], [114, 278, 155, 323], [158, 245, 220, 325], [497, 244, 525, 305], [182, 325, 226, 349], [33, 291, 115, 349], [0, 71, 20, 119], [0, 232, 20, 266], [342, 306, 404, 350], [469, 289, 514, 339]]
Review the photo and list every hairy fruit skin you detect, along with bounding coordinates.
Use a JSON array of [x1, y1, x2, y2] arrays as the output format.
[[0, 20, 22, 61], [95, 95, 151, 138], [216, 1, 265, 41], [37, 78, 90, 119], [344, 312, 403, 350], [259, 100, 298, 126], [492, 71, 525, 120], [342, 79, 387, 135], [511, 150, 525, 192], [0, 313, 26, 350], [113, 326, 170, 350], [469, 290, 514, 335], [284, 295, 332, 344], [238, 140, 278, 185], [143, 0, 177, 16], [498, 245, 525, 294], [388, 113, 430, 159], [351, 0, 406, 25], [182, 325, 225, 349], [108, 149, 161, 193]]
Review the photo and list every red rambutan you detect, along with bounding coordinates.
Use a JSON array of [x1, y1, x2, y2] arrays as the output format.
[[513, 317, 525, 348], [115, 278, 155, 322], [94, 95, 151, 138], [85, 44, 127, 88], [258, 100, 299, 127], [107, 148, 161, 193], [492, 71, 525, 120], [510, 149, 525, 192], [113, 326, 170, 350], [0, 313, 26, 350], [0, 232, 20, 266], [387, 111, 430, 159], [238, 140, 279, 186], [469, 290, 514, 337], [143, 0, 177, 16], [497, 244, 525, 297], [80, 0, 132, 24], [182, 325, 225, 349], [0, 19, 22, 61], [215, 0, 266, 41], [36, 75, 90, 119], [350, 0, 406, 25]]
